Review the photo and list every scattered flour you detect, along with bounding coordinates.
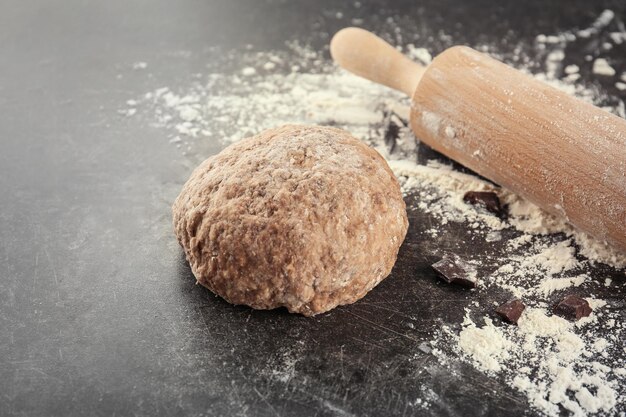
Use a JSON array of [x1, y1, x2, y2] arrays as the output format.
[[448, 306, 624, 417], [133, 47, 405, 150], [394, 13, 626, 414], [537, 275, 588, 297], [126, 8, 626, 416], [390, 158, 626, 270]]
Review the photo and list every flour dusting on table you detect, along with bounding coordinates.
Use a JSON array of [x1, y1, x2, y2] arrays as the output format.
[[124, 9, 626, 416]]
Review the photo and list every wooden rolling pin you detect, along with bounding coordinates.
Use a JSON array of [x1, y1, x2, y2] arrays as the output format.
[[330, 27, 626, 253]]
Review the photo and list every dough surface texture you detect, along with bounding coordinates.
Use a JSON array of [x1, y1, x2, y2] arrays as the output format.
[[173, 125, 408, 316]]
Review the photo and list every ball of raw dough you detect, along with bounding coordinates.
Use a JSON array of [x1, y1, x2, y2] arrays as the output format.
[[173, 125, 408, 316]]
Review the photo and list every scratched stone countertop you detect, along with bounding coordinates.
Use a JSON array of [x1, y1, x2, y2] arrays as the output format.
[[1, 1, 625, 416]]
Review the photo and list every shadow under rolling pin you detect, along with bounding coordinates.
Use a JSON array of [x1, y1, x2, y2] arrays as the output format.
[[330, 27, 626, 254]]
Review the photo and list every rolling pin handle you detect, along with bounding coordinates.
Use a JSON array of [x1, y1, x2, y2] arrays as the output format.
[[330, 27, 425, 96]]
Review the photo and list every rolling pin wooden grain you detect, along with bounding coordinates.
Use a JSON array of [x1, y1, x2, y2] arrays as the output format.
[[331, 27, 626, 253]]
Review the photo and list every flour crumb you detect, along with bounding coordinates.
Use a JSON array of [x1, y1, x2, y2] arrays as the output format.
[[132, 61, 148, 70], [537, 274, 588, 296], [241, 67, 257, 76], [119, 108, 137, 117], [592, 58, 616, 76], [406, 44, 432, 65]]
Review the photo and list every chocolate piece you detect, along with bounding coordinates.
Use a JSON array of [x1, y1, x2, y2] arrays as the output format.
[[553, 295, 592, 321], [463, 191, 502, 215], [496, 299, 526, 324], [432, 253, 478, 288]]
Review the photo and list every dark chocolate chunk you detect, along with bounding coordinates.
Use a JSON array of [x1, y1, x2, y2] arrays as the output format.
[[495, 299, 526, 324], [553, 295, 592, 321], [432, 253, 478, 288], [463, 191, 502, 215]]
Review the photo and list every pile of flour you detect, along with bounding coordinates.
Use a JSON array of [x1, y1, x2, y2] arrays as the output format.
[[123, 8, 626, 416]]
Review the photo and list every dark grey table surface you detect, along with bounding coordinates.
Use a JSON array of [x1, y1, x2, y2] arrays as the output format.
[[1, 1, 625, 416]]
